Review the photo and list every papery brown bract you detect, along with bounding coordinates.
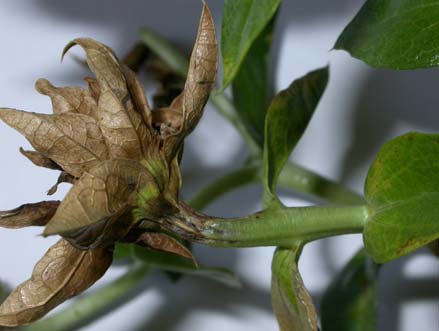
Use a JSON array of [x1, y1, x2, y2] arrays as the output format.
[[0, 201, 60, 229], [138, 232, 195, 263], [0, 239, 112, 327]]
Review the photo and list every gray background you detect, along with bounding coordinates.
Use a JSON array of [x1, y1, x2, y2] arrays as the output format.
[[0, 0, 438, 330]]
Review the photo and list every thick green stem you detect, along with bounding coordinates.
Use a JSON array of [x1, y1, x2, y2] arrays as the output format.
[[20, 264, 151, 331], [199, 205, 368, 247]]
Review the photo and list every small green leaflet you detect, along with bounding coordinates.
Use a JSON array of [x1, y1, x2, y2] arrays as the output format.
[[263, 67, 328, 205], [271, 246, 318, 331]]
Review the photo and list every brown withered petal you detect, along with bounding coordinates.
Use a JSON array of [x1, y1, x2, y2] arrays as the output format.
[[63, 38, 152, 159], [0, 201, 60, 229], [0, 239, 112, 327], [84, 77, 101, 101], [120, 64, 153, 128], [62, 39, 125, 97], [137, 232, 195, 262], [97, 79, 151, 159], [19, 148, 61, 171], [35, 78, 98, 118], [47, 172, 76, 196], [43, 158, 157, 237], [162, 3, 217, 159], [181, 3, 217, 134], [0, 109, 109, 178]]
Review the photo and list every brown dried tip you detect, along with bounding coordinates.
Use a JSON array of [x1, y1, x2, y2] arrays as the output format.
[[138, 232, 196, 264], [0, 201, 60, 229]]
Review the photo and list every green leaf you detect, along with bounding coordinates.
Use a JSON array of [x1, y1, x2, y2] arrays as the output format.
[[0, 281, 8, 303], [232, 16, 276, 147], [139, 28, 188, 77], [113, 243, 135, 262], [221, 0, 281, 89], [263, 67, 329, 204], [335, 0, 439, 69], [364, 132, 439, 262], [133, 246, 241, 287], [321, 249, 379, 331], [271, 246, 318, 331]]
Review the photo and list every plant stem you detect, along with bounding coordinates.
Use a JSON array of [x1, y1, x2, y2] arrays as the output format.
[[188, 166, 259, 210], [279, 163, 364, 205], [20, 264, 151, 331], [188, 162, 364, 211], [199, 205, 368, 247]]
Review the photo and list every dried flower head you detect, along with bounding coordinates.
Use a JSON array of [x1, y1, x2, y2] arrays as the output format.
[[0, 3, 217, 326]]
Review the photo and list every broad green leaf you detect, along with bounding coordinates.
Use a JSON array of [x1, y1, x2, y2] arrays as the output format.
[[232, 16, 276, 147], [134, 246, 240, 287], [364, 132, 439, 262], [271, 246, 318, 331], [139, 29, 188, 77], [335, 0, 439, 69], [221, 0, 281, 89], [321, 249, 379, 331], [263, 67, 328, 203]]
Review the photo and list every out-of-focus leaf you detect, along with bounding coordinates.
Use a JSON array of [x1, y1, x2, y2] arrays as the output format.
[[429, 240, 439, 257], [63, 38, 152, 159], [0, 201, 60, 229], [0, 281, 8, 303], [35, 78, 98, 118], [0, 109, 108, 178], [139, 29, 189, 78], [271, 246, 318, 331], [321, 249, 379, 331], [43, 159, 156, 245], [221, 0, 281, 89], [232, 16, 276, 147], [364, 132, 439, 262], [121, 43, 149, 73], [113, 243, 135, 262], [137, 232, 194, 262], [134, 246, 240, 287], [0, 239, 112, 327], [335, 0, 439, 69], [19, 148, 61, 171], [263, 67, 328, 203]]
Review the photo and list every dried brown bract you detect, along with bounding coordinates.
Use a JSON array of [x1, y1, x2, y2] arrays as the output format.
[[0, 3, 217, 326]]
